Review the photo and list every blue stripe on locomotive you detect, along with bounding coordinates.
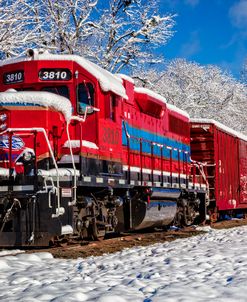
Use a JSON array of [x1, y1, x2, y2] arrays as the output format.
[[122, 122, 191, 162]]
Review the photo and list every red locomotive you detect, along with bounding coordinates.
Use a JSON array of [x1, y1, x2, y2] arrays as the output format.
[[0, 49, 244, 247]]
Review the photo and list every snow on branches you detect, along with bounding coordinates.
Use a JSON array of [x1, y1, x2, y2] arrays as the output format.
[[240, 58, 247, 85], [134, 59, 247, 135], [0, 0, 99, 58], [93, 0, 176, 73], [0, 0, 176, 73], [30, 0, 99, 55], [0, 0, 244, 133], [0, 0, 37, 58]]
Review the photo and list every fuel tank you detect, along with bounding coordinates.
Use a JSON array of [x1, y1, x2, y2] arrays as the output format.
[[115, 188, 180, 232], [131, 199, 177, 230], [131, 188, 180, 230]]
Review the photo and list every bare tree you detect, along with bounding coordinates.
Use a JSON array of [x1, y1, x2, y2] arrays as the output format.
[[0, 0, 99, 58], [240, 58, 247, 85], [0, 0, 176, 73], [90, 0, 176, 73], [0, 0, 37, 58], [36, 0, 99, 54]]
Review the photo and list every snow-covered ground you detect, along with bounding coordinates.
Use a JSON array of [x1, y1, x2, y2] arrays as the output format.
[[1, 226, 247, 302]]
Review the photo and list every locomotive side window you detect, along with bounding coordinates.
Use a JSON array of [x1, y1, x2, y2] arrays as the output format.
[[41, 86, 70, 99], [77, 82, 95, 114], [105, 94, 116, 121]]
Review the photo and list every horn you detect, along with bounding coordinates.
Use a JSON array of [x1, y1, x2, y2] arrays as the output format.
[[26, 49, 34, 58]]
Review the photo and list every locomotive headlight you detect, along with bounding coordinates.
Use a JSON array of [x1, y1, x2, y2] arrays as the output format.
[[0, 123, 7, 131], [0, 114, 7, 122], [16, 148, 35, 164], [23, 151, 33, 162]]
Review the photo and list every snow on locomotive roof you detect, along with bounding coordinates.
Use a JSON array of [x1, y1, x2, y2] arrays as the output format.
[[0, 50, 188, 119], [134, 87, 167, 104], [0, 90, 72, 121], [116, 74, 135, 84], [134, 87, 189, 118], [166, 103, 190, 119], [191, 118, 247, 142], [0, 50, 128, 100]]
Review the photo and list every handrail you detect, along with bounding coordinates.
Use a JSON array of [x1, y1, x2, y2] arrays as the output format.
[[66, 122, 77, 206], [123, 121, 196, 186], [67, 106, 100, 205], [191, 159, 209, 197], [122, 120, 190, 187]]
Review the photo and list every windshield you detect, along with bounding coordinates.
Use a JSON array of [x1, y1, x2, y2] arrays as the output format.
[[41, 86, 70, 99]]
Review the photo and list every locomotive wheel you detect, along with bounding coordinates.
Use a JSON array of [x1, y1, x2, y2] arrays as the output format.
[[92, 228, 106, 241], [91, 218, 106, 241], [58, 238, 68, 247], [209, 208, 219, 223], [210, 212, 218, 223], [174, 211, 185, 227], [51, 236, 69, 247]]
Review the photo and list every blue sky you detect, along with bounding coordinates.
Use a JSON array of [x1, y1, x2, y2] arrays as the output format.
[[159, 0, 247, 78]]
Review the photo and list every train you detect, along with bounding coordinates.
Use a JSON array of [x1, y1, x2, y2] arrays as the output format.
[[0, 49, 246, 246]]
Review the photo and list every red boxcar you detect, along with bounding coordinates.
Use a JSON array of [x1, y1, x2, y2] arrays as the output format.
[[191, 119, 247, 213]]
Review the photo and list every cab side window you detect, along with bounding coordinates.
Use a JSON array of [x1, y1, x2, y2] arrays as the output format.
[[77, 82, 95, 114], [105, 94, 116, 121]]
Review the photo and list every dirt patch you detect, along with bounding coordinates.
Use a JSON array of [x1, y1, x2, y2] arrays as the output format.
[[211, 219, 247, 229], [27, 227, 202, 259], [26, 219, 247, 259]]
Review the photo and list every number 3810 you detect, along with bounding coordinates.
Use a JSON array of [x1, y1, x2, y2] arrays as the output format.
[[103, 128, 119, 145]]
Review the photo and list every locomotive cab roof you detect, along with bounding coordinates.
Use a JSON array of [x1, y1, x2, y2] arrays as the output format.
[[0, 49, 128, 100]]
